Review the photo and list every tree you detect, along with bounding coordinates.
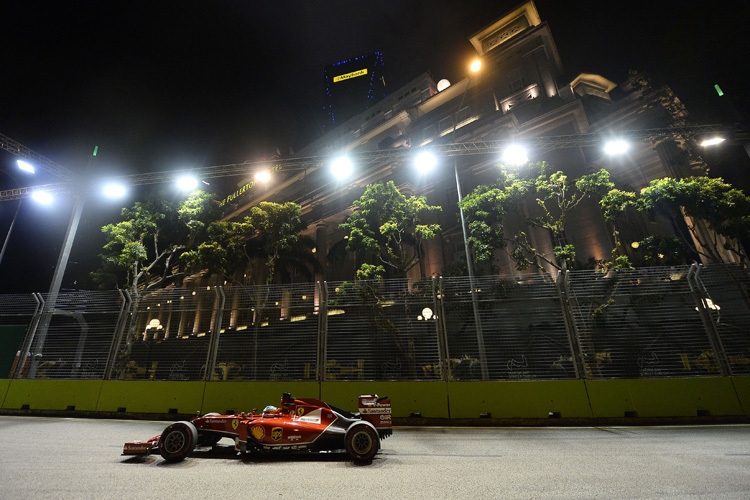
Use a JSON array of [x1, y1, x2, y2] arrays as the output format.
[[461, 162, 615, 273], [181, 201, 317, 285], [340, 181, 441, 278], [636, 176, 750, 263], [92, 190, 220, 295]]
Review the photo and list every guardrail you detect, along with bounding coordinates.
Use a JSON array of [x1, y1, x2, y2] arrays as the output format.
[[1, 263, 748, 383]]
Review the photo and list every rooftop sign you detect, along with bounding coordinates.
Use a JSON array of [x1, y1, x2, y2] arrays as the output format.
[[333, 68, 368, 83]]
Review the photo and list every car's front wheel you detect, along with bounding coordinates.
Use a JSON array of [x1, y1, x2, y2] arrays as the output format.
[[345, 424, 379, 462], [158, 421, 198, 462]]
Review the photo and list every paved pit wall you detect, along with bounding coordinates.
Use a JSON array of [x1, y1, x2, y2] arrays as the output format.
[[1, 377, 748, 420]]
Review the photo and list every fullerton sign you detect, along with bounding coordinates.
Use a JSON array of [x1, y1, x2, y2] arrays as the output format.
[[219, 180, 256, 207], [219, 165, 284, 207]]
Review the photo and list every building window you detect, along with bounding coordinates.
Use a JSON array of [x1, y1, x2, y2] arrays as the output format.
[[509, 69, 525, 93], [438, 116, 453, 133]]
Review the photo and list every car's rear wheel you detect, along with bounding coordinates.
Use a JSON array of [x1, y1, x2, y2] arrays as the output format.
[[158, 421, 198, 462], [345, 424, 379, 462]]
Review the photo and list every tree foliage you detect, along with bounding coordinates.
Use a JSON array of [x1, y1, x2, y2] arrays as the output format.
[[340, 181, 441, 278], [635, 176, 750, 262], [461, 162, 615, 272], [181, 201, 317, 285], [92, 190, 220, 294]]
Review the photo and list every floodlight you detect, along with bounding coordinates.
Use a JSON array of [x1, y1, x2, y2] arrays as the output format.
[[414, 151, 438, 174], [102, 182, 127, 199], [700, 137, 726, 147], [177, 175, 199, 192], [31, 191, 53, 205], [17, 160, 35, 174], [604, 140, 630, 156], [254, 170, 271, 183], [330, 157, 353, 180], [502, 145, 528, 166]]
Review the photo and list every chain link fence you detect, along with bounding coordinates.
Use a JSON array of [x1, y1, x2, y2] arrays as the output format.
[[2, 264, 748, 381]]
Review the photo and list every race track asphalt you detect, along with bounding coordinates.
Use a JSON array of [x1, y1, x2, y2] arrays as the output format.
[[0, 416, 749, 499]]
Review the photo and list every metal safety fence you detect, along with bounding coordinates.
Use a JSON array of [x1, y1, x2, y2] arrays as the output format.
[[1, 263, 748, 381]]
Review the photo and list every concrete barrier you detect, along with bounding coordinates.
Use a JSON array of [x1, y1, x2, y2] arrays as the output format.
[[0, 378, 11, 408], [1, 377, 748, 420], [447, 380, 593, 419], [731, 376, 750, 416], [96, 380, 205, 414], [586, 377, 744, 418], [2, 379, 103, 411]]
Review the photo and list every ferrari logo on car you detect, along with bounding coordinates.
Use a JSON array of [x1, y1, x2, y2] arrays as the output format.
[[232, 419, 239, 430], [297, 407, 305, 416], [271, 427, 283, 441]]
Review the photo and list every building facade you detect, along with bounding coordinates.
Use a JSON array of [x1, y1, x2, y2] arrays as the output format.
[[220, 1, 734, 285]]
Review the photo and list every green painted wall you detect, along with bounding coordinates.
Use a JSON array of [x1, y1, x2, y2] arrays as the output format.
[[731, 376, 750, 416], [586, 377, 745, 418], [1, 377, 747, 420], [3, 380, 103, 411], [97, 381, 205, 414], [447, 380, 593, 419]]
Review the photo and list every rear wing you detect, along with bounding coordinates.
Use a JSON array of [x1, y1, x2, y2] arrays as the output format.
[[358, 394, 392, 439]]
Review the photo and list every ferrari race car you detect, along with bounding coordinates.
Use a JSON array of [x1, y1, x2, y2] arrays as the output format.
[[123, 393, 392, 463]]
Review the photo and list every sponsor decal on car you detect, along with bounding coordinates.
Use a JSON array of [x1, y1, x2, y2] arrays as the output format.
[[271, 427, 283, 441], [297, 408, 322, 424], [251, 425, 265, 440]]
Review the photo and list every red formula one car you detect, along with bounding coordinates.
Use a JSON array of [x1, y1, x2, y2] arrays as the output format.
[[123, 393, 392, 463]]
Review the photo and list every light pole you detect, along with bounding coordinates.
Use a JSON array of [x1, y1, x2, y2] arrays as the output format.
[[451, 59, 489, 380], [0, 161, 36, 267]]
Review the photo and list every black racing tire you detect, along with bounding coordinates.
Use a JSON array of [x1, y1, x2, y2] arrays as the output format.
[[158, 421, 198, 462], [345, 424, 380, 462]]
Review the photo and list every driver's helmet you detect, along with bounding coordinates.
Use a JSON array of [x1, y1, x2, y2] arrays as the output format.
[[263, 405, 278, 415]]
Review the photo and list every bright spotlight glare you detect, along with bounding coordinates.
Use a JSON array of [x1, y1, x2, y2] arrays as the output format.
[[470, 59, 482, 73], [254, 170, 271, 183], [103, 182, 127, 199], [177, 175, 199, 192], [414, 151, 438, 174], [700, 137, 726, 147], [502, 145, 528, 166], [330, 157, 353, 180], [604, 140, 630, 156], [31, 191, 53, 205], [17, 160, 35, 174]]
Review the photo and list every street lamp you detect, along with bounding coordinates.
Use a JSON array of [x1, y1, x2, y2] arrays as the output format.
[[451, 58, 489, 381], [0, 160, 37, 267]]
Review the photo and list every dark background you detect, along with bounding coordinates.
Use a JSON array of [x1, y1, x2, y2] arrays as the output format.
[[1, 0, 749, 293]]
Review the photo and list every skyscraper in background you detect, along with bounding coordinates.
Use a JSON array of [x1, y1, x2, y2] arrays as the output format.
[[323, 52, 386, 130]]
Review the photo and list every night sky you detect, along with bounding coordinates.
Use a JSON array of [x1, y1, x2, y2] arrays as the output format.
[[1, 0, 749, 294]]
